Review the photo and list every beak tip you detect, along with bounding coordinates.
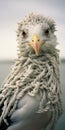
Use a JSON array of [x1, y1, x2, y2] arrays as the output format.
[[35, 52, 39, 56]]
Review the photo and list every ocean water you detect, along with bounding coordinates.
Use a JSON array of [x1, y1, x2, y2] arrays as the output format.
[[0, 60, 65, 130]]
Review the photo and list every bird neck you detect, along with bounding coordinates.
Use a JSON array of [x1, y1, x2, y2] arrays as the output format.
[[17, 43, 59, 62]]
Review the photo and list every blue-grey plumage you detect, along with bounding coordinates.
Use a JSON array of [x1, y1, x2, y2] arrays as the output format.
[[7, 94, 51, 130]]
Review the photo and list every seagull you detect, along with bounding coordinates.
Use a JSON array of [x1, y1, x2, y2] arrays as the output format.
[[0, 13, 63, 130]]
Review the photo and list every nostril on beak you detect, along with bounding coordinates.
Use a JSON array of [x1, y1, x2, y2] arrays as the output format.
[[32, 39, 34, 42], [38, 39, 40, 42]]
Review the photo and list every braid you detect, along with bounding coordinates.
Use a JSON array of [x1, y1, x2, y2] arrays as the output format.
[[0, 50, 63, 130]]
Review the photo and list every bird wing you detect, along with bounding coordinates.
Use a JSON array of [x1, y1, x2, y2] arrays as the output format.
[[6, 94, 51, 130]]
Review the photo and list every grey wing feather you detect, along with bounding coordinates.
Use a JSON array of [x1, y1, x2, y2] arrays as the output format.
[[7, 94, 51, 130]]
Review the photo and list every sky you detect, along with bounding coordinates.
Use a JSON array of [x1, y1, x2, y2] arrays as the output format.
[[0, 0, 65, 59]]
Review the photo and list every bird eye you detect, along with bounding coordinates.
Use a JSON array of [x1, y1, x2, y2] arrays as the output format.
[[22, 30, 27, 38], [45, 29, 49, 36]]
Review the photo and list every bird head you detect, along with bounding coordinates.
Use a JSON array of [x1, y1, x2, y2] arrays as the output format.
[[17, 13, 57, 57]]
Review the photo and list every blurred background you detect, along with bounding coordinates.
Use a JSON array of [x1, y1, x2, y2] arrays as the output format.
[[0, 0, 65, 129]]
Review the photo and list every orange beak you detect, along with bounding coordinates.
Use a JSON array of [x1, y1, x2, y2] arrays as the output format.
[[29, 33, 41, 56]]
